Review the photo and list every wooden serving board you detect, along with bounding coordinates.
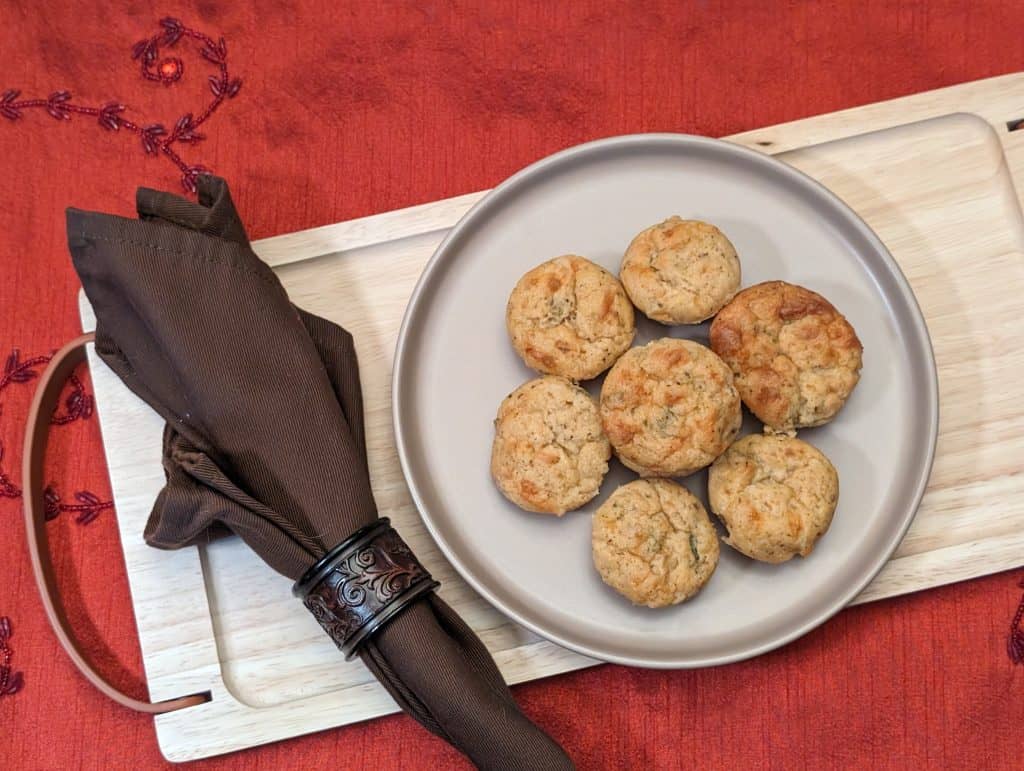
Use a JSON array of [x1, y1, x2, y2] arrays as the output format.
[[78, 73, 1024, 761]]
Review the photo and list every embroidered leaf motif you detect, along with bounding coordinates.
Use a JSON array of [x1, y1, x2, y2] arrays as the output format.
[[98, 102, 125, 131], [76, 491, 102, 506], [181, 164, 208, 193], [160, 17, 184, 46], [200, 47, 223, 65], [64, 388, 94, 419], [208, 75, 225, 97], [46, 90, 72, 120], [141, 123, 167, 154], [43, 485, 61, 520], [76, 509, 97, 524], [50, 371, 94, 425]]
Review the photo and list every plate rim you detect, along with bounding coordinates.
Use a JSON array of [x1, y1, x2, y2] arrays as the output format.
[[392, 132, 939, 669]]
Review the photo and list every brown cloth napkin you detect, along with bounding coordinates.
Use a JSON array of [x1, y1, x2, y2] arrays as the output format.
[[66, 175, 573, 771]]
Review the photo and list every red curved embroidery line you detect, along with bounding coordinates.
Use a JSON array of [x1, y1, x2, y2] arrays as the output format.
[[0, 17, 242, 193], [1009, 576, 1024, 665], [1, 349, 95, 425], [0, 349, 107, 523], [43, 484, 113, 525], [0, 349, 50, 393], [50, 370, 94, 425], [0, 616, 23, 698]]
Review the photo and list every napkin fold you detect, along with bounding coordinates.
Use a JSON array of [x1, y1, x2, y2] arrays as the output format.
[[67, 175, 572, 770]]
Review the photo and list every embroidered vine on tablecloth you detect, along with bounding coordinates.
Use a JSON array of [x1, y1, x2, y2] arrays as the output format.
[[1, 17, 242, 193], [0, 349, 107, 523]]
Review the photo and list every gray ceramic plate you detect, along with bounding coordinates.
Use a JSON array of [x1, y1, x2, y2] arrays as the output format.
[[393, 134, 937, 668]]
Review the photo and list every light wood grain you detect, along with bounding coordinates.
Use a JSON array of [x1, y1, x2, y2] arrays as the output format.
[[78, 73, 1024, 761]]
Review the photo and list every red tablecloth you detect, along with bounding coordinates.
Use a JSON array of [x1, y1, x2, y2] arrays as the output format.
[[2, 3, 1023, 769]]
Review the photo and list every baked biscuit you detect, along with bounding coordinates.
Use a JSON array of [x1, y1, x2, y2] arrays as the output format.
[[506, 255, 636, 380], [620, 217, 741, 325], [708, 433, 838, 563], [592, 479, 720, 607], [599, 338, 741, 477], [710, 281, 862, 434], [491, 376, 611, 515]]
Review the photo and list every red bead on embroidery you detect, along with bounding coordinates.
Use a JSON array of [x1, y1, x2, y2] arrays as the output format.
[[158, 57, 184, 84]]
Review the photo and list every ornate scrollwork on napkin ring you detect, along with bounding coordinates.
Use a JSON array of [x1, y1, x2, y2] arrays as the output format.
[[293, 518, 439, 660]]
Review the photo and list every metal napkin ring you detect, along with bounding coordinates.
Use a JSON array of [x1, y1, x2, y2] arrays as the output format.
[[293, 518, 439, 660]]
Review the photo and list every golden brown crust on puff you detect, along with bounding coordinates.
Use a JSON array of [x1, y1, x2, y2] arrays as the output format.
[[708, 433, 838, 563], [599, 338, 741, 477], [620, 217, 741, 325], [506, 255, 635, 380], [491, 376, 611, 515], [592, 479, 720, 607], [709, 281, 862, 434]]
